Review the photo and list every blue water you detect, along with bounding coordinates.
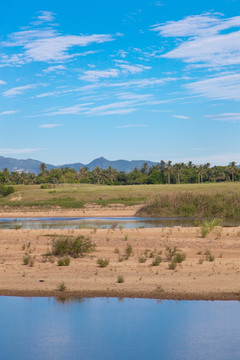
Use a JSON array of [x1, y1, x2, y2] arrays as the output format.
[[0, 216, 198, 229], [0, 297, 239, 360]]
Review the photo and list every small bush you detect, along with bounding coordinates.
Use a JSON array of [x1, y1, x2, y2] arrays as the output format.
[[117, 275, 124, 283], [173, 253, 186, 264], [57, 282, 66, 291], [125, 244, 133, 258], [152, 256, 162, 266], [165, 246, 179, 261], [52, 236, 95, 258], [58, 257, 71, 266], [97, 258, 109, 268], [199, 258, 204, 264], [201, 218, 219, 238], [205, 250, 215, 262], [138, 256, 147, 263], [168, 261, 177, 270], [23, 255, 34, 267], [0, 185, 15, 197]]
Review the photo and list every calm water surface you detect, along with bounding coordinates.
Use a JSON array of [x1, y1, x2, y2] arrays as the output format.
[[0, 297, 240, 360], [0, 216, 239, 229]]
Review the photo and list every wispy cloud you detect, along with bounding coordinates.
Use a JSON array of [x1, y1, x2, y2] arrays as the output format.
[[0, 80, 6, 85], [1, 14, 115, 65], [43, 65, 66, 73], [0, 148, 45, 155], [205, 113, 240, 122], [0, 110, 18, 115], [152, 14, 240, 67], [39, 124, 62, 128], [116, 124, 147, 128], [185, 73, 240, 100], [116, 63, 151, 74], [80, 69, 120, 82], [172, 115, 190, 119], [2, 84, 38, 97]]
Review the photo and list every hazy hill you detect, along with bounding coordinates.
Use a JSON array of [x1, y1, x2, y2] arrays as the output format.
[[0, 156, 158, 174]]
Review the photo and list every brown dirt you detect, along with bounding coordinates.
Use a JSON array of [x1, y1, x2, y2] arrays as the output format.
[[0, 224, 240, 300]]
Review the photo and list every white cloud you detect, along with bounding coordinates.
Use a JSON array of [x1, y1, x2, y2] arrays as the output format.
[[39, 124, 62, 128], [43, 65, 66, 73], [0, 110, 18, 115], [2, 84, 38, 97], [0, 148, 45, 155], [36, 11, 55, 23], [116, 124, 147, 128], [152, 14, 240, 67], [0, 80, 6, 85], [116, 63, 151, 74], [172, 115, 190, 119], [80, 69, 120, 82], [185, 73, 240, 100], [205, 113, 240, 122]]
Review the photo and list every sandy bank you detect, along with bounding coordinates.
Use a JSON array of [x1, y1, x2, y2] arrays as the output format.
[[0, 226, 240, 300]]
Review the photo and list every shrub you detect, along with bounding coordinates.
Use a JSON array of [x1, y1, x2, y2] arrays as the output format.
[[173, 253, 186, 263], [125, 244, 133, 258], [57, 282, 66, 291], [23, 255, 34, 267], [58, 257, 71, 266], [97, 258, 109, 268], [168, 261, 177, 270], [165, 246, 179, 261], [52, 236, 95, 258], [117, 275, 124, 283], [152, 256, 162, 266], [201, 218, 219, 238], [0, 185, 15, 197], [138, 256, 147, 263], [205, 250, 215, 262]]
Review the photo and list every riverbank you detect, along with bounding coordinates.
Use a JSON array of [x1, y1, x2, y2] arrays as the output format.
[[0, 226, 239, 300]]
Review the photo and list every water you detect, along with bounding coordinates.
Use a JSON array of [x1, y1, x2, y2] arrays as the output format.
[[0, 297, 239, 360], [0, 216, 239, 229]]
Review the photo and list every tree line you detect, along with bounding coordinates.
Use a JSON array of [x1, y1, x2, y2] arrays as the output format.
[[0, 161, 239, 185]]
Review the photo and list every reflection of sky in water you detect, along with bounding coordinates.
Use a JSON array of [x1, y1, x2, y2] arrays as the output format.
[[0, 216, 239, 229], [0, 297, 240, 360]]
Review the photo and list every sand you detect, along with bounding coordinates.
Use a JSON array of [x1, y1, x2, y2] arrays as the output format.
[[0, 215, 240, 300]]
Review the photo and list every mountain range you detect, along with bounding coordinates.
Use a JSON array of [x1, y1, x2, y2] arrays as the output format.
[[0, 156, 158, 174]]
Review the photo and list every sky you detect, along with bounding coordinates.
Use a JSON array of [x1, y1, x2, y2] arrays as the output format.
[[0, 0, 240, 166]]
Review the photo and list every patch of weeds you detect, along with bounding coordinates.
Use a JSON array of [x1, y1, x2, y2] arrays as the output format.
[[168, 261, 177, 270], [201, 218, 219, 238], [97, 258, 109, 268], [165, 246, 179, 261], [125, 243, 133, 258], [114, 248, 120, 254], [197, 251, 202, 255], [156, 285, 164, 293], [199, 258, 204, 264], [52, 236, 95, 258], [57, 282, 66, 291], [124, 235, 128, 241], [138, 256, 147, 263], [118, 256, 124, 262], [58, 257, 71, 266], [205, 250, 215, 262], [14, 225, 22, 230], [152, 256, 162, 266], [23, 255, 34, 267], [173, 253, 186, 264], [117, 275, 124, 283]]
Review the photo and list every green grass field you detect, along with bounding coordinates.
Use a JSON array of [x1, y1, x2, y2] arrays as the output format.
[[0, 182, 240, 209]]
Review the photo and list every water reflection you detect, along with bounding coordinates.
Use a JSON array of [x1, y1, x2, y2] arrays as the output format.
[[0, 297, 239, 360]]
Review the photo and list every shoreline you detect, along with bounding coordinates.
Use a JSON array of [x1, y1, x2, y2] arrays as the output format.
[[0, 289, 239, 301]]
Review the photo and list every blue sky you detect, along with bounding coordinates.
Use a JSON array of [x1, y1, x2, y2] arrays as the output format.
[[0, 0, 240, 165]]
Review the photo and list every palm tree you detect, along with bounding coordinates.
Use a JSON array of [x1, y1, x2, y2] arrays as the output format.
[[229, 161, 237, 182], [39, 163, 47, 173], [197, 165, 204, 183], [108, 166, 117, 182], [165, 161, 172, 184], [93, 166, 103, 185], [141, 162, 149, 174], [174, 163, 184, 184]]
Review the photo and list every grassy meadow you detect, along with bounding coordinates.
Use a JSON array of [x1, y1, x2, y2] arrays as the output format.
[[0, 182, 240, 214]]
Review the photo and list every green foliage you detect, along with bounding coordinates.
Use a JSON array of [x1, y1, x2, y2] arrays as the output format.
[[23, 255, 34, 267], [138, 256, 147, 263], [117, 275, 124, 283], [205, 250, 215, 262], [165, 246, 179, 261], [52, 236, 95, 258], [168, 261, 177, 270], [97, 258, 109, 268], [125, 243, 133, 258], [0, 185, 15, 197], [137, 192, 240, 218], [151, 256, 162, 266], [57, 282, 66, 291], [58, 257, 71, 266], [173, 253, 186, 263], [201, 218, 219, 238]]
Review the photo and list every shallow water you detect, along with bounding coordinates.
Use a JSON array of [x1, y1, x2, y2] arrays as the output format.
[[0, 297, 239, 360], [0, 216, 239, 229]]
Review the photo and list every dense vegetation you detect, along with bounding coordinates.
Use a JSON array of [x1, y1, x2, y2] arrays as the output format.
[[136, 192, 240, 218], [0, 161, 239, 185]]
